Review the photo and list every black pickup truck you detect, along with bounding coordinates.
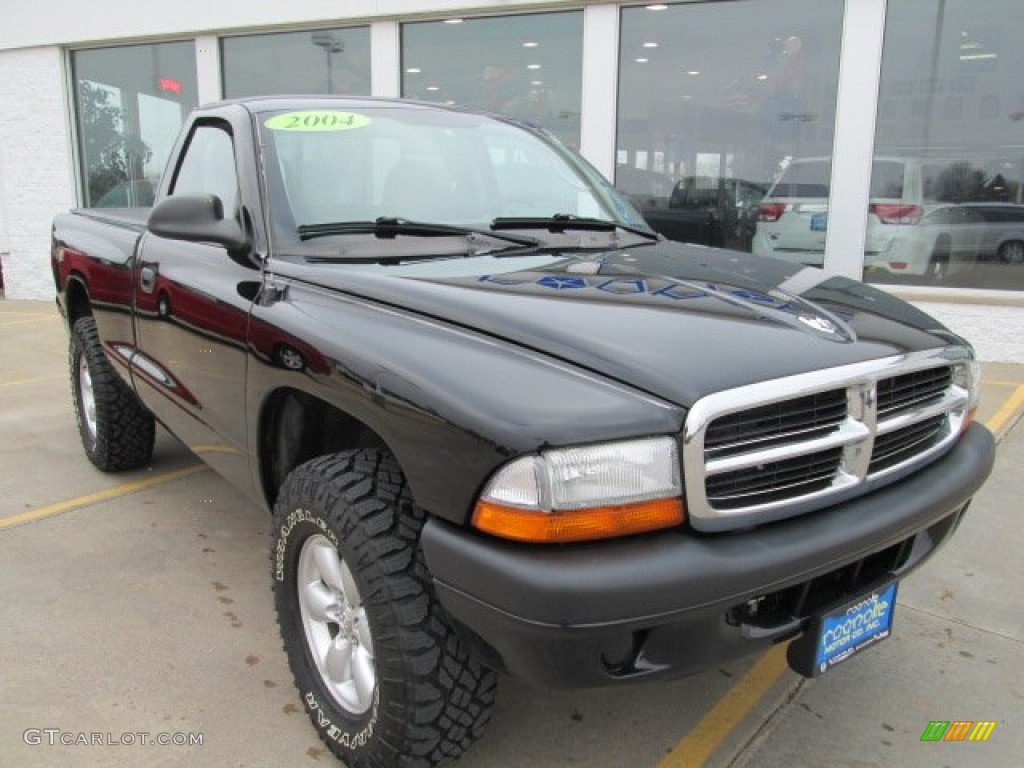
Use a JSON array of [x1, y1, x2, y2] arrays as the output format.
[[52, 97, 994, 768]]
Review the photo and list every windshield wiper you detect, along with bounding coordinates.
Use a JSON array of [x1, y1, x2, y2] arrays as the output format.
[[490, 214, 658, 240], [297, 217, 539, 247]]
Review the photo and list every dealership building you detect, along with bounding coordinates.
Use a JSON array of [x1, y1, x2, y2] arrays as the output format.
[[1, 0, 1022, 359]]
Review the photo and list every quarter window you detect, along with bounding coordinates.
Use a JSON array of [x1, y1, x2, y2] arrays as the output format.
[[171, 125, 239, 215]]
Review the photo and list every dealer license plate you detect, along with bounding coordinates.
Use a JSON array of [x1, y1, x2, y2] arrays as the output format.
[[810, 212, 828, 231], [787, 582, 898, 678]]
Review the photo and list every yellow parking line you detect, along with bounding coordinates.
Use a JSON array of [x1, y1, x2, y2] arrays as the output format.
[[191, 444, 246, 455], [659, 389, 1023, 767], [986, 384, 1024, 436], [659, 644, 789, 768], [982, 379, 1024, 388], [0, 465, 208, 530], [0, 317, 57, 327], [0, 375, 65, 389]]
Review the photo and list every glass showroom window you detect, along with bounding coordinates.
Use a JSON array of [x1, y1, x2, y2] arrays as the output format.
[[864, 0, 1024, 291], [401, 12, 583, 147], [616, 1, 843, 255], [72, 42, 197, 208], [222, 27, 370, 98]]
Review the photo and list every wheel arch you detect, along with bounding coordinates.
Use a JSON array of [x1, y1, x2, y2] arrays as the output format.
[[257, 387, 393, 509], [65, 273, 92, 325], [933, 233, 952, 253]]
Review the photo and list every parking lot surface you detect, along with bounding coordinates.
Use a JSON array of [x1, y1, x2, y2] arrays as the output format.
[[2, 299, 1022, 767]]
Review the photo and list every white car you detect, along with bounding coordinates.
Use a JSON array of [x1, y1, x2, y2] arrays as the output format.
[[866, 203, 983, 279], [751, 156, 985, 280], [752, 156, 833, 266]]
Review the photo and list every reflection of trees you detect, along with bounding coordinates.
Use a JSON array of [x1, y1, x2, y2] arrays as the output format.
[[78, 82, 152, 205], [928, 162, 986, 203], [921, 161, 1021, 205]]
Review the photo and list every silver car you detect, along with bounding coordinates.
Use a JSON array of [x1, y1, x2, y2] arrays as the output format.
[[969, 203, 1024, 264]]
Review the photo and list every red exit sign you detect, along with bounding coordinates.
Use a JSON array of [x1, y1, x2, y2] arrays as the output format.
[[158, 77, 182, 95]]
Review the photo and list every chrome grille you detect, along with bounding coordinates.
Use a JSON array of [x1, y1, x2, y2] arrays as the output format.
[[704, 389, 847, 459], [877, 367, 952, 417], [683, 350, 972, 532], [869, 415, 947, 474], [706, 447, 843, 510]]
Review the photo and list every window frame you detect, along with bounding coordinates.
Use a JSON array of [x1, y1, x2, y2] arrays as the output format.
[[68, 38, 199, 209]]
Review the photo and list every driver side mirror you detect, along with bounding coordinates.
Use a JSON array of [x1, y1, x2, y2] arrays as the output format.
[[147, 195, 248, 252]]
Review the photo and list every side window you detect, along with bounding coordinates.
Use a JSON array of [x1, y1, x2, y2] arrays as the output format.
[[171, 124, 239, 215]]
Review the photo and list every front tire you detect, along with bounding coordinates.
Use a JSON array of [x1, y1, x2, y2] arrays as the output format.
[[272, 450, 496, 767], [69, 316, 155, 471]]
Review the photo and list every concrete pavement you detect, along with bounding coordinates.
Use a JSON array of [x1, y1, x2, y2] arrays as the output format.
[[727, 419, 1024, 768]]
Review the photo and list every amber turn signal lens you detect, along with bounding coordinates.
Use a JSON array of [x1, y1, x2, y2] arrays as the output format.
[[963, 407, 976, 433], [472, 497, 685, 543]]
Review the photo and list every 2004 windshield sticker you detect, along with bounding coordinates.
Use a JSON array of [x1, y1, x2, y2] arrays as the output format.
[[265, 111, 370, 131]]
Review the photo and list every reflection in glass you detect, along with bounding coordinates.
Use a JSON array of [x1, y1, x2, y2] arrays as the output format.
[[73, 42, 197, 208], [400, 13, 583, 147], [615, 1, 843, 254], [865, 0, 1024, 290], [222, 27, 370, 98]]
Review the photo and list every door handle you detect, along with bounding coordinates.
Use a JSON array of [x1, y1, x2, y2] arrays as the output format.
[[140, 266, 156, 293]]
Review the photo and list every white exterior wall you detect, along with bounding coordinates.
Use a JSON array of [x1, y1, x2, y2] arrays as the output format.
[[0, 46, 74, 299]]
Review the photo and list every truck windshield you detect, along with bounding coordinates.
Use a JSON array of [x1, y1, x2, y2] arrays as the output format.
[[257, 105, 648, 249]]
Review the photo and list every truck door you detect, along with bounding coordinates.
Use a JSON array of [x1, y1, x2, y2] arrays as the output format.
[[133, 119, 260, 492]]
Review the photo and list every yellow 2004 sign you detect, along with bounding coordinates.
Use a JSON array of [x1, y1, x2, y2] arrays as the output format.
[[265, 111, 370, 132]]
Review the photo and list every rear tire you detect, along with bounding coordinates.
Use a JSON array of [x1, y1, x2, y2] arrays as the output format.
[[927, 238, 951, 282], [272, 449, 496, 768], [69, 316, 155, 471]]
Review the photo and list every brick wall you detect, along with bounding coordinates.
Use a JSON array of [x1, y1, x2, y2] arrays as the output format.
[[0, 46, 74, 299]]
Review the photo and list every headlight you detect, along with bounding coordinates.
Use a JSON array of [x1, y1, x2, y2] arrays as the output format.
[[953, 356, 981, 432], [472, 437, 684, 543]]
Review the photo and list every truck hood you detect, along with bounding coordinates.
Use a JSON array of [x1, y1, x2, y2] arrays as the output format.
[[272, 240, 962, 408]]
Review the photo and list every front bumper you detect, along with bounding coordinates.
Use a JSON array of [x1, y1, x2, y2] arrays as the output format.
[[421, 424, 995, 688]]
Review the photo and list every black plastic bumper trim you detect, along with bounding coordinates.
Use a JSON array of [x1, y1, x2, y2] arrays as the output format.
[[422, 424, 994, 630]]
